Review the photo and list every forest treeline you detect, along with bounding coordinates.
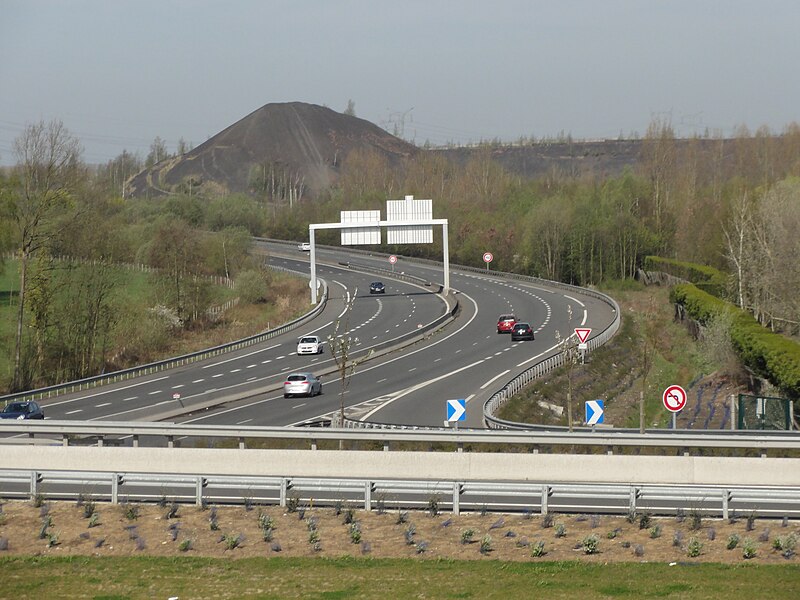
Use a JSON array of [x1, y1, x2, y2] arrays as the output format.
[[2, 118, 799, 393]]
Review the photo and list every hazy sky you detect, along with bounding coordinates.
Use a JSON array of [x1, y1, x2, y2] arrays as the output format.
[[2, 0, 798, 165]]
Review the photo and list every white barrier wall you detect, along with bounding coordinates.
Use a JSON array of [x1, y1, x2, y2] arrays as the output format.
[[3, 446, 799, 487]]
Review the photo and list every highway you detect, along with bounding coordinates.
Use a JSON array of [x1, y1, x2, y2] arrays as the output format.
[[27, 242, 616, 429]]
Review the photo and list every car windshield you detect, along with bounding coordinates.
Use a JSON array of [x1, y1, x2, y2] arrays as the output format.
[[4, 403, 27, 413], [299, 337, 317, 344], [287, 375, 308, 382], [500, 316, 514, 322]]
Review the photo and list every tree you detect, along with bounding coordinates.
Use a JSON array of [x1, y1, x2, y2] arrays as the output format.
[[145, 136, 169, 168], [326, 293, 373, 430], [6, 120, 82, 391], [343, 99, 356, 117]]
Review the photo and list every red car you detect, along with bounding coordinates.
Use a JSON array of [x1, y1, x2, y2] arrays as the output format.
[[497, 314, 516, 334]]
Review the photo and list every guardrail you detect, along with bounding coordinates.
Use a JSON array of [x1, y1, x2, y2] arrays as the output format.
[[0, 268, 328, 404], [3, 420, 799, 453], [1, 468, 797, 518]]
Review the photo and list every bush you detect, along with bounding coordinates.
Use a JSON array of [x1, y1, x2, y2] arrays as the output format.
[[541, 514, 554, 528], [687, 537, 703, 558], [554, 523, 566, 538], [223, 533, 241, 550], [638, 513, 652, 530], [236, 270, 269, 304], [461, 529, 475, 544], [582, 534, 599, 555], [742, 538, 758, 559], [349, 523, 361, 544], [531, 541, 546, 557], [726, 534, 740, 550], [479, 535, 492, 555], [649, 525, 662, 539]]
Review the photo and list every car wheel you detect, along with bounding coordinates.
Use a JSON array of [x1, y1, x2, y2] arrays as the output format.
[[284, 393, 290, 398]]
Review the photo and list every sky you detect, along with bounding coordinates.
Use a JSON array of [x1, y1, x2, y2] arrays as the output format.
[[1, 0, 799, 166]]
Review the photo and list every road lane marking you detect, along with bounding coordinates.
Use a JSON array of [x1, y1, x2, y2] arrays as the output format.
[[192, 379, 204, 383], [95, 402, 111, 408], [65, 409, 83, 415], [202, 344, 280, 368], [44, 376, 170, 407], [480, 370, 510, 390], [147, 390, 162, 395], [171, 384, 184, 389]]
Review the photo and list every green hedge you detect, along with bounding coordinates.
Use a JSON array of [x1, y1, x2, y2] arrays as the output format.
[[644, 256, 729, 298], [671, 284, 800, 399]]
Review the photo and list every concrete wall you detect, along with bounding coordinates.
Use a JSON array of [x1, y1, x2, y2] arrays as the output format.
[[3, 446, 799, 486]]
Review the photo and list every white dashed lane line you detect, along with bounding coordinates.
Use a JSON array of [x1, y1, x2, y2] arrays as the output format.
[[148, 390, 162, 395], [65, 409, 82, 415], [95, 402, 111, 408]]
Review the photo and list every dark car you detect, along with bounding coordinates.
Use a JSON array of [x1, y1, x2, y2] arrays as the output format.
[[369, 281, 385, 294], [510, 322, 534, 341], [0, 401, 45, 420], [497, 314, 516, 333]]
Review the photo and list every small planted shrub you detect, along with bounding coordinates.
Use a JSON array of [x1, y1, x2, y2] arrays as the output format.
[[621, 541, 631, 549], [707, 528, 716, 541], [47, 531, 60, 548], [349, 522, 362, 544], [209, 518, 219, 531], [461, 528, 475, 544], [541, 514, 554, 529], [242, 496, 253, 512], [440, 518, 453, 528], [515, 537, 530, 548], [531, 540, 546, 557], [415, 541, 429, 554], [396, 511, 409, 525], [649, 525, 662, 539], [688, 509, 702, 531], [633, 544, 644, 557], [673, 531, 684, 548], [758, 529, 770, 543], [742, 538, 757, 559], [135, 537, 146, 551], [223, 533, 241, 550], [746, 512, 756, 531], [83, 499, 96, 519], [554, 523, 566, 538], [687, 537, 703, 558], [590, 515, 601, 529], [39, 516, 52, 540], [782, 516, 789, 528], [375, 493, 387, 515], [489, 517, 505, 531], [726, 533, 740, 550], [404, 524, 416, 545], [157, 495, 168, 508], [286, 494, 300, 513], [675, 508, 686, 523], [638, 513, 652, 530], [262, 528, 274, 542], [479, 535, 492, 555], [625, 509, 637, 524], [582, 534, 599, 555], [32, 494, 45, 508], [342, 507, 356, 525], [124, 504, 140, 521], [308, 529, 320, 545], [88, 513, 100, 529], [606, 530, 618, 540], [426, 494, 440, 517], [165, 502, 179, 520], [178, 538, 193, 552], [773, 533, 797, 558], [333, 499, 343, 516], [258, 512, 276, 532]]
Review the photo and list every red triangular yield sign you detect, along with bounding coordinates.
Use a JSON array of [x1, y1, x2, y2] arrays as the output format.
[[575, 328, 592, 343]]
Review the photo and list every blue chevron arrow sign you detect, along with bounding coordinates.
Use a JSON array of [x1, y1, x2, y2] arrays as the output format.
[[585, 400, 604, 425], [447, 399, 467, 422]]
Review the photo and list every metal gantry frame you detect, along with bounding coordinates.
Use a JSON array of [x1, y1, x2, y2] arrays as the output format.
[[308, 218, 449, 304]]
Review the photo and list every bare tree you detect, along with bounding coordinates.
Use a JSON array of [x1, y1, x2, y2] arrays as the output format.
[[7, 120, 82, 390], [327, 293, 373, 429]]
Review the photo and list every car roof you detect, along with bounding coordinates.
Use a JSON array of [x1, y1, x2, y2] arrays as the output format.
[[498, 315, 515, 320]]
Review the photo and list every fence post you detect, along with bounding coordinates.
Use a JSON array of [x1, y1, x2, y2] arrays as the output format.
[[629, 486, 638, 515], [541, 484, 549, 515], [364, 481, 372, 511], [452, 482, 461, 515], [279, 478, 288, 508], [721, 488, 729, 520], [111, 473, 119, 505], [196, 477, 204, 507], [30, 471, 40, 500]]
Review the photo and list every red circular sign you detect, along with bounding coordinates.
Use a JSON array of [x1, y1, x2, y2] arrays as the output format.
[[662, 385, 687, 413], [483, 252, 493, 263], [389, 255, 397, 264]]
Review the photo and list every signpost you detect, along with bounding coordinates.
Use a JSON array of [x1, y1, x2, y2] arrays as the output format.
[[662, 384, 687, 429], [172, 392, 183, 408], [585, 399, 604, 426], [575, 328, 591, 362], [446, 399, 467, 430], [389, 254, 397, 272], [483, 252, 493, 271]]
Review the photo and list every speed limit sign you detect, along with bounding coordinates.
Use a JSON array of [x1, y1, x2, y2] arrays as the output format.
[[483, 252, 493, 263], [389, 255, 397, 264]]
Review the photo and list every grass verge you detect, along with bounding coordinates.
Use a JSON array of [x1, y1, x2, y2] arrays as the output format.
[[0, 556, 797, 599]]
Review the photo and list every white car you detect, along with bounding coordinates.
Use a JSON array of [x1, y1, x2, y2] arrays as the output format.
[[297, 335, 324, 355], [298, 242, 311, 251]]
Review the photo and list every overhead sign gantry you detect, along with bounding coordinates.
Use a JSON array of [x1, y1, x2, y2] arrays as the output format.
[[307, 196, 449, 304]]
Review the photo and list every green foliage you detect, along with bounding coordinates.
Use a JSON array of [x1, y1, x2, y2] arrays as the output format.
[[236, 269, 269, 304], [530, 540, 546, 557], [479, 535, 492, 554], [649, 525, 662, 539], [223, 533, 241, 550], [582, 534, 600, 554], [726, 534, 740, 550], [554, 523, 567, 538], [742, 538, 758, 559], [686, 537, 703, 557], [672, 283, 800, 398], [644, 256, 729, 297], [460, 529, 475, 544]]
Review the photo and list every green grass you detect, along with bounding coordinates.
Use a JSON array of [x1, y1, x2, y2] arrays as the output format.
[[0, 556, 797, 599]]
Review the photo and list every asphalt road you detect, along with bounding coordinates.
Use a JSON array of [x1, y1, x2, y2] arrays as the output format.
[[29, 243, 616, 429]]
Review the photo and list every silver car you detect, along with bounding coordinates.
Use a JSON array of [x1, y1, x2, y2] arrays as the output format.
[[283, 373, 322, 398]]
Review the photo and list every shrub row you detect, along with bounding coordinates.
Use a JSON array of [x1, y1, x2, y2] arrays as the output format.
[[671, 284, 800, 399], [644, 256, 729, 298]]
